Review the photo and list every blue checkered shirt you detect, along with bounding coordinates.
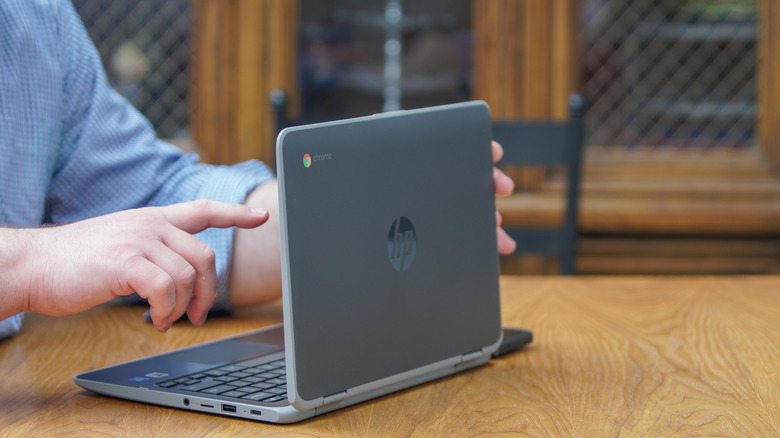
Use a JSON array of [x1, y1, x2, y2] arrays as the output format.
[[0, 1, 274, 339]]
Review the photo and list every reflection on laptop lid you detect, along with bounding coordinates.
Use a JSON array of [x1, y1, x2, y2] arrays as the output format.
[[74, 100, 502, 423]]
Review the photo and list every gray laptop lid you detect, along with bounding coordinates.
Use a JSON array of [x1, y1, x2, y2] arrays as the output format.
[[277, 101, 501, 409]]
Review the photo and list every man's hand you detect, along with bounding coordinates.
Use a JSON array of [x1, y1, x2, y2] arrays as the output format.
[[492, 141, 517, 255], [5, 200, 269, 332]]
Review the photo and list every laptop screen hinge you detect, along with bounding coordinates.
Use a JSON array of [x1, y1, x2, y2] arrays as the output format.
[[322, 390, 348, 405], [460, 349, 483, 364]]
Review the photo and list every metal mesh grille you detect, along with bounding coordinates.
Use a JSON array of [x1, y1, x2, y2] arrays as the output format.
[[581, 0, 757, 147], [72, 0, 192, 139]]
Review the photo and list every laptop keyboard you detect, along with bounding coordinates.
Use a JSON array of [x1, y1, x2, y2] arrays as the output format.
[[156, 357, 288, 404]]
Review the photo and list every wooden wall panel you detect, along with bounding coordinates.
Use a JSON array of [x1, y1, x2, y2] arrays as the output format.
[[758, 0, 780, 171], [472, 0, 579, 121], [190, 0, 298, 166], [550, 0, 578, 119]]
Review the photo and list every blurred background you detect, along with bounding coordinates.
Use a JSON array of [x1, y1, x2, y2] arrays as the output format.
[[73, 0, 780, 275]]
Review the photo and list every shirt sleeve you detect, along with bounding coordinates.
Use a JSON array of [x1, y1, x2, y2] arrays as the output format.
[[44, 1, 275, 311], [0, 313, 24, 341]]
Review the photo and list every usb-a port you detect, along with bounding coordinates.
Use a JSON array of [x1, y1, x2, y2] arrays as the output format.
[[221, 404, 237, 413]]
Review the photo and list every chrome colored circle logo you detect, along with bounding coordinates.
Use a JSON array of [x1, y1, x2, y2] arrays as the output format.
[[387, 216, 416, 272], [303, 153, 312, 167]]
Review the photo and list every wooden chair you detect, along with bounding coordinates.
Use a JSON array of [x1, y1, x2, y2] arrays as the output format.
[[492, 94, 586, 275]]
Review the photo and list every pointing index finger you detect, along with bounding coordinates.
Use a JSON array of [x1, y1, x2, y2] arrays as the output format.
[[161, 199, 269, 235]]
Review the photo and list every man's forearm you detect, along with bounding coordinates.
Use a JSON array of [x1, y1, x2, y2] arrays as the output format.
[[229, 180, 283, 307]]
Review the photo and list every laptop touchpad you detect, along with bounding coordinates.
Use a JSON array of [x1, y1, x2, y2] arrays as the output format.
[[164, 340, 279, 365]]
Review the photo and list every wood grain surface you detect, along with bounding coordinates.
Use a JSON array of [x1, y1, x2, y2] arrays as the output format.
[[1, 276, 779, 436]]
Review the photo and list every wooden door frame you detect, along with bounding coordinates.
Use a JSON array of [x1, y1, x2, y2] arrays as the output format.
[[190, 0, 298, 167]]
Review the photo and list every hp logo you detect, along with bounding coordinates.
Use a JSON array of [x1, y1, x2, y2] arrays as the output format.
[[387, 216, 416, 272]]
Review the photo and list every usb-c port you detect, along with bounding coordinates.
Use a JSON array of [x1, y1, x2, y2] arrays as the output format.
[[221, 404, 237, 413], [250, 409, 262, 416]]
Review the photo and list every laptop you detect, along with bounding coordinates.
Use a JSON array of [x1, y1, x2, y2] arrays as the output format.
[[74, 101, 503, 423]]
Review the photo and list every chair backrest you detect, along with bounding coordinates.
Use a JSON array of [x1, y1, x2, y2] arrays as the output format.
[[492, 94, 586, 275]]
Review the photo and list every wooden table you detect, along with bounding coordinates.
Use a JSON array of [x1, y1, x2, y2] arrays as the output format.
[[1, 276, 779, 436]]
